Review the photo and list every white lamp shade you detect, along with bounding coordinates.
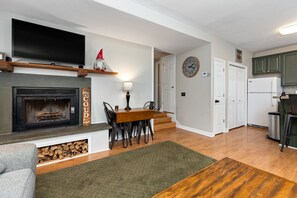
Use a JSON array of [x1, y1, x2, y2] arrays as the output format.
[[123, 81, 133, 92]]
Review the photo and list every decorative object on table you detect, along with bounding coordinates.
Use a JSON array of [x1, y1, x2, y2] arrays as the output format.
[[5, 56, 12, 62], [0, 52, 5, 61], [115, 105, 119, 111], [93, 48, 109, 71], [123, 81, 133, 110], [82, 87, 91, 126], [235, 49, 242, 63], [182, 56, 199, 77]]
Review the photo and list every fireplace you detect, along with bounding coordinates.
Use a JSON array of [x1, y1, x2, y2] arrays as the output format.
[[13, 87, 79, 132]]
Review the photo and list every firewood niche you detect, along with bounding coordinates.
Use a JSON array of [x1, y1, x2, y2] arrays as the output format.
[[37, 139, 88, 164]]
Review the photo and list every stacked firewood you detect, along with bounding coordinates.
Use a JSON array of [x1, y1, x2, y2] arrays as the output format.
[[37, 140, 88, 164]]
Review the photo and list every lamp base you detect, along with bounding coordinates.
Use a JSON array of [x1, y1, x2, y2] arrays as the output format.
[[125, 91, 131, 110]]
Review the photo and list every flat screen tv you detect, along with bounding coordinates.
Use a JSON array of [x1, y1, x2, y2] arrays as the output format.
[[12, 19, 85, 65]]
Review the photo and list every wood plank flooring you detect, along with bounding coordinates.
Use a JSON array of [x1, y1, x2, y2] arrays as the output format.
[[37, 126, 297, 184]]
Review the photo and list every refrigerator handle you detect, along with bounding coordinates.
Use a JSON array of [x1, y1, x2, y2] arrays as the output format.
[[271, 80, 274, 107]]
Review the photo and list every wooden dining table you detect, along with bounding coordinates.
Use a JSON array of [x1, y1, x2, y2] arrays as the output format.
[[115, 108, 154, 123], [115, 108, 154, 145]]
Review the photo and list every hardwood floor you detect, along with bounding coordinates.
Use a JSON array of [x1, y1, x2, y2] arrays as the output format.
[[37, 126, 297, 183]]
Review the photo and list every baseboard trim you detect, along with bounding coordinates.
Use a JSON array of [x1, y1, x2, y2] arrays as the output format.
[[177, 124, 215, 137]]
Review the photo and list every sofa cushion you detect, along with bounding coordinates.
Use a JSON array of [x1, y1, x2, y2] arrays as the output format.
[[0, 168, 35, 198], [0, 162, 5, 174]]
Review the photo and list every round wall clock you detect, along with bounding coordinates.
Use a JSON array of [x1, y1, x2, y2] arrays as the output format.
[[182, 56, 200, 77]]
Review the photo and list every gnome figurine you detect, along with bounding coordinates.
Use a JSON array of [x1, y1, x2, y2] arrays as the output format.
[[93, 49, 107, 71]]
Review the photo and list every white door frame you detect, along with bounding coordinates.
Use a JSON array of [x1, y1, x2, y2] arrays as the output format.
[[213, 57, 226, 134], [226, 61, 248, 131], [154, 61, 161, 110]]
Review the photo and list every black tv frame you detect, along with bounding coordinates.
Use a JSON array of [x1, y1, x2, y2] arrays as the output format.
[[12, 18, 85, 66]]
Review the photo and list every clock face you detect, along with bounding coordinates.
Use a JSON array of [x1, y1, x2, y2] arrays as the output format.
[[182, 56, 199, 77]]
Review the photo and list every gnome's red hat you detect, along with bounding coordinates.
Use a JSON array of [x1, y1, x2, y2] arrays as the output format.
[[96, 49, 104, 60]]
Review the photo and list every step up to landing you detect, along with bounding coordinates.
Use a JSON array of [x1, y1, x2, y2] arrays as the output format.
[[153, 111, 176, 132]]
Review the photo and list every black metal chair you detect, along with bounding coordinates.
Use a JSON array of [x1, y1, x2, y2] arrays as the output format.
[[103, 102, 130, 149], [280, 95, 297, 152], [136, 101, 155, 144]]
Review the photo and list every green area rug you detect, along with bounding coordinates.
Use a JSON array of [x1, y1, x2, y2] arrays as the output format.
[[36, 141, 216, 198]]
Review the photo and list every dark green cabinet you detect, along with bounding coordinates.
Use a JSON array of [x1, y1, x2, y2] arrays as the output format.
[[253, 55, 281, 75], [282, 51, 297, 86], [267, 55, 281, 73], [253, 50, 297, 85], [253, 57, 266, 75]]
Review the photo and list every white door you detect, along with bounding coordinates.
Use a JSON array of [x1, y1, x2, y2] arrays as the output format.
[[228, 65, 246, 129], [161, 55, 175, 113], [228, 66, 237, 129], [213, 58, 226, 133], [236, 68, 245, 126]]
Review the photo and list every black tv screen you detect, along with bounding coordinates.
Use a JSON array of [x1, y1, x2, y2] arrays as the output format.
[[12, 19, 85, 65]]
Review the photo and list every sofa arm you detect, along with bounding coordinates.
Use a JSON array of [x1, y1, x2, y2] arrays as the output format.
[[0, 143, 37, 174]]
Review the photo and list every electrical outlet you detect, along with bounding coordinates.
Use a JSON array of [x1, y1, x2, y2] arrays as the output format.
[[181, 92, 186, 96]]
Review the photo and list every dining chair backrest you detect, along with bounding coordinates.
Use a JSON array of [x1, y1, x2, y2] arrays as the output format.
[[103, 102, 116, 124], [143, 101, 155, 110], [289, 94, 297, 115]]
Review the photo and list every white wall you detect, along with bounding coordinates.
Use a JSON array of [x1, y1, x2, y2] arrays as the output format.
[[176, 39, 253, 135], [254, 44, 297, 57], [212, 37, 253, 77], [0, 11, 153, 124], [176, 44, 212, 134]]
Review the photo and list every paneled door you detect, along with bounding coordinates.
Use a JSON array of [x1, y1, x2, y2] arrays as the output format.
[[161, 55, 176, 113], [228, 66, 237, 129], [228, 65, 246, 129], [236, 68, 245, 126], [213, 58, 226, 133]]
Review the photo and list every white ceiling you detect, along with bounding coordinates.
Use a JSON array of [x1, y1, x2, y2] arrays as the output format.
[[129, 0, 297, 52], [2, 0, 297, 53]]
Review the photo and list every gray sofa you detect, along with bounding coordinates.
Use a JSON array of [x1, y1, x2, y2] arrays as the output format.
[[0, 143, 37, 198]]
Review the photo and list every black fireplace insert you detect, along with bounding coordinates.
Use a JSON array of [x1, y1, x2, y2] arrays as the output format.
[[13, 87, 79, 132]]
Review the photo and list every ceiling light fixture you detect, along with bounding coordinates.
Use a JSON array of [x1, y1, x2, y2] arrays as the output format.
[[279, 24, 297, 35]]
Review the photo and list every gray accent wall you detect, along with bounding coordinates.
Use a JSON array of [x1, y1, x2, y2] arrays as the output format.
[[0, 73, 91, 135], [176, 44, 212, 133]]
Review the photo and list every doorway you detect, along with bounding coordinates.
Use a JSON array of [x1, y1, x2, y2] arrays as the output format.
[[154, 49, 174, 111]]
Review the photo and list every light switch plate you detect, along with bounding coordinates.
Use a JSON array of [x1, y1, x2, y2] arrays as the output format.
[[202, 72, 210, 77]]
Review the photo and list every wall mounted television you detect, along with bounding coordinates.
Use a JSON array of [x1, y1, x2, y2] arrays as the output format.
[[12, 18, 85, 66]]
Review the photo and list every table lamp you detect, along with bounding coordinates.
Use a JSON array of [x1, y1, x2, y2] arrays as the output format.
[[123, 81, 133, 110]]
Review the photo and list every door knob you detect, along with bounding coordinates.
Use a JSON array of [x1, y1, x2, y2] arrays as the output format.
[[215, 100, 220, 103]]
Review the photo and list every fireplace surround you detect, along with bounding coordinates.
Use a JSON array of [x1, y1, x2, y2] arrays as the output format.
[[13, 87, 79, 132], [0, 72, 91, 135]]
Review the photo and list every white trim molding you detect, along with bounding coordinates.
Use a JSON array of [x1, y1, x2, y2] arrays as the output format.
[[177, 124, 215, 137]]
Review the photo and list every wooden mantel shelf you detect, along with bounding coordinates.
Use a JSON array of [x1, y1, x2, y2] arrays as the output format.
[[0, 61, 118, 77]]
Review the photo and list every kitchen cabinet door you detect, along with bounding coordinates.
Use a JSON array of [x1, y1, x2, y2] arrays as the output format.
[[253, 57, 267, 75], [267, 55, 281, 73], [282, 51, 297, 86]]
